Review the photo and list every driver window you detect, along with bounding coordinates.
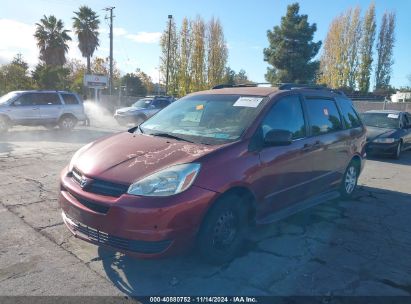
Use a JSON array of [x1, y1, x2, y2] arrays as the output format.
[[13, 94, 34, 106], [261, 95, 306, 140]]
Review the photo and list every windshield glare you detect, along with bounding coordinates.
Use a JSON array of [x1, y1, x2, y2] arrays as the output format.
[[0, 91, 19, 105], [361, 113, 400, 129], [140, 94, 265, 145], [132, 99, 152, 108]]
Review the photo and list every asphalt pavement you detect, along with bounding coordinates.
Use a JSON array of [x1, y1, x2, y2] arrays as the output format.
[[0, 124, 410, 296]]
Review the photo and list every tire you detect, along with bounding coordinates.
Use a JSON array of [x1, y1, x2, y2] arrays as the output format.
[[197, 194, 249, 264], [58, 115, 77, 131], [0, 116, 9, 134], [340, 161, 359, 199], [393, 141, 402, 159]]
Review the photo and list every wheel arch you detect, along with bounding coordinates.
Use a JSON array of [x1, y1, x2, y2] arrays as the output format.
[[201, 186, 257, 226]]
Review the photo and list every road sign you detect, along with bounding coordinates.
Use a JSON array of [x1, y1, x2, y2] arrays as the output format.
[[84, 74, 108, 88]]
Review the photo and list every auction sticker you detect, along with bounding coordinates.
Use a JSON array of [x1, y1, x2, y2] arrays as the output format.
[[233, 97, 263, 108]]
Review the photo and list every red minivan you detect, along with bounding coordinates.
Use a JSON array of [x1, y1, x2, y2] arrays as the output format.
[[59, 84, 366, 264]]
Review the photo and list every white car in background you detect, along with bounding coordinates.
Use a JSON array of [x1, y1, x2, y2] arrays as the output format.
[[0, 90, 87, 133]]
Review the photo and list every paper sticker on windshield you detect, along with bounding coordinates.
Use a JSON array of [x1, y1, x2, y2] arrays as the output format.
[[387, 114, 399, 119], [323, 108, 329, 116], [196, 104, 204, 110], [233, 97, 263, 108]]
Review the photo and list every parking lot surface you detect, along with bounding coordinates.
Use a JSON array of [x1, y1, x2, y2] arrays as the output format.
[[0, 125, 411, 296]]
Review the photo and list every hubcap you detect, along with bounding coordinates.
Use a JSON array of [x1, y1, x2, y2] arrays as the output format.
[[345, 166, 357, 194], [212, 210, 238, 250], [63, 118, 73, 129]]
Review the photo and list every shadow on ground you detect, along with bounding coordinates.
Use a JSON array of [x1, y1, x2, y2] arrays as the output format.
[[97, 186, 411, 296], [366, 150, 411, 165]]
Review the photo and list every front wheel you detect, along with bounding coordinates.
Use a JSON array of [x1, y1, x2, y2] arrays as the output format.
[[58, 116, 77, 131], [340, 161, 359, 199], [197, 194, 249, 264], [393, 141, 402, 159]]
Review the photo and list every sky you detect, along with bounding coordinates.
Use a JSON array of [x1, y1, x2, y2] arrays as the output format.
[[0, 0, 410, 88]]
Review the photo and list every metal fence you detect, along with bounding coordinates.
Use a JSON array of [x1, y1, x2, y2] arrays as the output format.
[[353, 101, 411, 113]]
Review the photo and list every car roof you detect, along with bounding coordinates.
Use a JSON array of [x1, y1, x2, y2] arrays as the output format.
[[13, 90, 75, 94], [189, 87, 279, 97], [365, 110, 403, 114], [188, 84, 346, 98]]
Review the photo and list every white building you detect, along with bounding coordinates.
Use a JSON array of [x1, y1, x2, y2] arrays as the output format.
[[391, 91, 411, 103]]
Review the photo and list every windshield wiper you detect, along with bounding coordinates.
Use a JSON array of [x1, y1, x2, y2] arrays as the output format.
[[150, 132, 194, 143]]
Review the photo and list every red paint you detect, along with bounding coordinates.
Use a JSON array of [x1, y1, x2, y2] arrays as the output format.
[[59, 88, 366, 258]]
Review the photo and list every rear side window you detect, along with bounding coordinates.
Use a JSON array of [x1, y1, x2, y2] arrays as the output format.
[[34, 93, 61, 105], [305, 98, 343, 136], [336, 97, 362, 128], [261, 95, 306, 140], [61, 94, 79, 105]]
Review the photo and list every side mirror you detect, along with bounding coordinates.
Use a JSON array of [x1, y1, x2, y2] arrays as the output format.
[[13, 100, 22, 106], [264, 129, 293, 146]]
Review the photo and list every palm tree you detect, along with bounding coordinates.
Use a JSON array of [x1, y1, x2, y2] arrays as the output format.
[[72, 6, 100, 73], [34, 15, 71, 66]]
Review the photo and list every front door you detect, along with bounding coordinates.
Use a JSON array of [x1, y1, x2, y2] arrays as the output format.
[[7, 93, 41, 124], [254, 94, 318, 216]]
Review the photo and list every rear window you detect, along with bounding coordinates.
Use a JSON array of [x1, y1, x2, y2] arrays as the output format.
[[61, 94, 79, 105], [336, 97, 362, 128], [305, 98, 343, 136]]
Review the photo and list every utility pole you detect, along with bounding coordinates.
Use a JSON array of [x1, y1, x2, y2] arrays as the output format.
[[104, 6, 115, 95], [165, 14, 172, 95]]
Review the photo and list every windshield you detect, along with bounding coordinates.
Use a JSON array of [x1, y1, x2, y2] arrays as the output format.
[[140, 94, 266, 145], [132, 98, 152, 108], [0, 91, 19, 105], [361, 113, 400, 129]]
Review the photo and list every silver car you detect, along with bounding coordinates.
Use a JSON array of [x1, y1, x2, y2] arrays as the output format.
[[0, 90, 87, 133], [114, 97, 172, 126]]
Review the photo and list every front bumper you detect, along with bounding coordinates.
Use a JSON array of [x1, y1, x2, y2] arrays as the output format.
[[114, 113, 139, 125], [365, 141, 398, 155], [59, 167, 218, 258]]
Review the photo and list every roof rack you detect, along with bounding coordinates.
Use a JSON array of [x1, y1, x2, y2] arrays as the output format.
[[278, 83, 345, 96], [212, 83, 272, 89]]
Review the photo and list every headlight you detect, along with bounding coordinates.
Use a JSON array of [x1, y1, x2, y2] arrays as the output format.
[[373, 138, 395, 144], [127, 163, 201, 197], [68, 142, 93, 171]]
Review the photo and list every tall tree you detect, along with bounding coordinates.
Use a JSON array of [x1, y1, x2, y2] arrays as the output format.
[[190, 16, 207, 91], [375, 11, 396, 90], [264, 3, 321, 84], [178, 17, 192, 96], [358, 3, 376, 92], [345, 7, 362, 89], [319, 7, 363, 89], [72, 6, 100, 73], [121, 73, 146, 97], [32, 64, 70, 89], [0, 54, 32, 93], [136, 69, 155, 95], [34, 15, 71, 66], [160, 18, 179, 96], [206, 17, 228, 88]]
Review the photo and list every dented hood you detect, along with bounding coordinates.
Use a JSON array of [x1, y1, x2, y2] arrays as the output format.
[[73, 132, 217, 184]]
